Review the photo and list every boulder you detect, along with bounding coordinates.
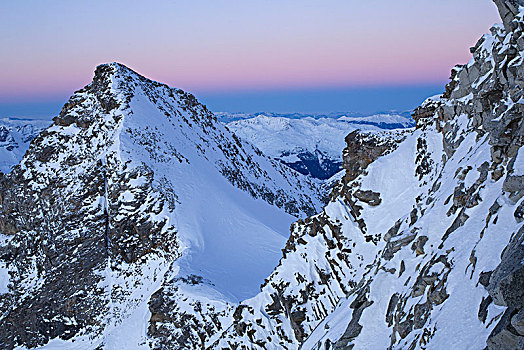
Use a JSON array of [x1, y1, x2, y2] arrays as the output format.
[[353, 190, 382, 206]]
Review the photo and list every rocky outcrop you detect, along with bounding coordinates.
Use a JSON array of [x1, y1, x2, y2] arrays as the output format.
[[341, 130, 407, 183], [494, 0, 524, 31], [483, 224, 524, 349], [329, 129, 408, 204], [353, 190, 382, 206]]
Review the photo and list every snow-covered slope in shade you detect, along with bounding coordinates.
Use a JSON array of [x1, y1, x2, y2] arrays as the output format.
[[226, 114, 412, 179], [0, 118, 51, 173], [0, 63, 325, 349], [212, 2, 524, 349]]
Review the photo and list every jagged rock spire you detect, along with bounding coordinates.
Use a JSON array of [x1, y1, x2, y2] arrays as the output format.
[[494, 0, 524, 31]]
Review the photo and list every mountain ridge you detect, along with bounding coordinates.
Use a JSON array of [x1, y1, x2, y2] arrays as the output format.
[[210, 2, 524, 348], [0, 62, 324, 349]]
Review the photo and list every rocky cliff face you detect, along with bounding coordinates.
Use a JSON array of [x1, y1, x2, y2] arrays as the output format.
[[0, 63, 324, 349], [211, 1, 524, 349]]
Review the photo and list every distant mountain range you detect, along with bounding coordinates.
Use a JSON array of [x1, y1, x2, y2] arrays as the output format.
[[216, 111, 414, 127], [223, 112, 414, 179], [0, 118, 51, 173]]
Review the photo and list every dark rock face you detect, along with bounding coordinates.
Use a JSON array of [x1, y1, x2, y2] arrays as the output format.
[[494, 0, 524, 31], [483, 226, 524, 349], [353, 190, 382, 206], [147, 279, 234, 350], [329, 129, 409, 205], [332, 285, 373, 349], [487, 226, 524, 310], [486, 307, 524, 350], [342, 130, 405, 183]]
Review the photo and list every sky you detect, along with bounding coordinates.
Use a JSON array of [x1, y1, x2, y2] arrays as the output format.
[[0, 0, 500, 117]]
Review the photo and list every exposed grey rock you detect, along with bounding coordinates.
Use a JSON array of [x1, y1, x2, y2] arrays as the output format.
[[485, 224, 524, 347], [487, 225, 524, 308], [487, 307, 524, 350], [511, 308, 524, 335], [493, 0, 524, 32], [332, 285, 373, 350], [383, 219, 402, 243], [410, 208, 418, 226], [396, 319, 414, 339], [479, 295, 493, 323], [386, 293, 400, 327], [341, 131, 406, 184], [384, 233, 417, 260], [516, 200, 524, 222], [353, 189, 382, 206], [412, 235, 429, 255], [440, 209, 469, 247], [413, 302, 431, 329], [503, 175, 524, 194], [480, 271, 494, 288]]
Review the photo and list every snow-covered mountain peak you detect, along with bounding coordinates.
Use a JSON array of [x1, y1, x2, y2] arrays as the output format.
[[0, 63, 326, 349], [3, 1, 524, 347], [54, 62, 213, 131]]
